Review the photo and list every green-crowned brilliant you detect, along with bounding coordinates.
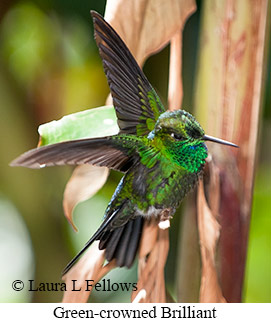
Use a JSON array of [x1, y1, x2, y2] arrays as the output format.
[[11, 11, 238, 275]]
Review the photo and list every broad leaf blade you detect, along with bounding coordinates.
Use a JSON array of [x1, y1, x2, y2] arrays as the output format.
[[38, 105, 118, 146]]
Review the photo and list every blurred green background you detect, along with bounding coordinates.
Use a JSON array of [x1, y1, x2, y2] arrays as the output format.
[[0, 0, 270, 302]]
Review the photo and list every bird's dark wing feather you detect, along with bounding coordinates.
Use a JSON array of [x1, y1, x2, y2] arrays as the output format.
[[92, 11, 166, 136], [10, 137, 133, 171]]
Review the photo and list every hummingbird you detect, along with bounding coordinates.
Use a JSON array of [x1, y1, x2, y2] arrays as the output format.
[[11, 11, 238, 275]]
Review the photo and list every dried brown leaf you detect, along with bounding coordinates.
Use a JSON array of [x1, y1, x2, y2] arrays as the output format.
[[131, 219, 169, 303], [63, 165, 109, 231], [177, 194, 201, 302], [138, 218, 158, 258], [105, 0, 196, 66], [62, 241, 116, 302], [197, 180, 226, 303], [207, 158, 220, 216]]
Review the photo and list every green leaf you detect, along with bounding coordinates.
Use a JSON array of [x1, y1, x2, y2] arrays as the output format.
[[38, 105, 119, 146]]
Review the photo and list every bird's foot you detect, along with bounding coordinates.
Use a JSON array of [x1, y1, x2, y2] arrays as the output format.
[[159, 208, 173, 222]]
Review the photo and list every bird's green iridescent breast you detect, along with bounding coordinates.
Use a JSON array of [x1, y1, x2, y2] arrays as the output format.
[[147, 134, 208, 173], [136, 135, 207, 209], [111, 130, 208, 212], [121, 145, 205, 212], [123, 154, 202, 212], [167, 141, 208, 173]]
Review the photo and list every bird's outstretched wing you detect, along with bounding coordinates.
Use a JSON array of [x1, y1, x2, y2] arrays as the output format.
[[92, 11, 166, 136], [10, 136, 134, 171], [11, 12, 165, 170]]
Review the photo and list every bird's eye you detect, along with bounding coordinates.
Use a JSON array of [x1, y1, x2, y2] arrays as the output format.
[[170, 132, 184, 141]]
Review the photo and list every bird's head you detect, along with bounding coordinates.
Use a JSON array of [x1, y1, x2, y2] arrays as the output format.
[[149, 110, 238, 173]]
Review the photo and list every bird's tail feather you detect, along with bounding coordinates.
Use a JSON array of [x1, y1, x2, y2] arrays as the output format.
[[62, 213, 143, 276], [100, 217, 143, 268], [62, 208, 120, 276]]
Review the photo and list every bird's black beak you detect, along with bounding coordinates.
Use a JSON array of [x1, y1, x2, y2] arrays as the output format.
[[203, 135, 239, 148]]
